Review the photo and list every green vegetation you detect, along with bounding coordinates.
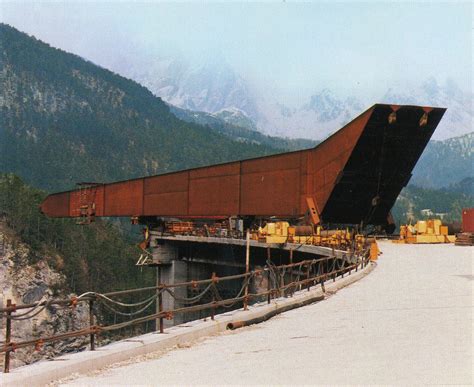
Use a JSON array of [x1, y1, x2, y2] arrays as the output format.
[[0, 24, 289, 299], [411, 132, 473, 188], [169, 105, 317, 151], [392, 182, 473, 224], [0, 24, 282, 192], [0, 22, 472, 303], [0, 173, 152, 294]]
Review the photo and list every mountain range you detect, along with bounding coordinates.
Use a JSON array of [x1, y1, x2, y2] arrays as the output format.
[[108, 50, 472, 142], [104, 51, 260, 122], [0, 23, 470, 371], [411, 132, 473, 189], [0, 24, 284, 192], [169, 104, 316, 152], [0, 23, 472, 195]]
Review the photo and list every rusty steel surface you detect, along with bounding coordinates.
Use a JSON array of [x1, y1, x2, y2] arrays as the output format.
[[461, 208, 474, 233], [40, 104, 446, 226]]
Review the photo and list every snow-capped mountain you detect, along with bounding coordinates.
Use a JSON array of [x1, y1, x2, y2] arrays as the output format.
[[256, 79, 472, 141], [212, 107, 258, 131], [255, 90, 365, 140], [411, 132, 473, 188], [108, 52, 260, 121], [108, 48, 471, 141], [380, 78, 472, 140]]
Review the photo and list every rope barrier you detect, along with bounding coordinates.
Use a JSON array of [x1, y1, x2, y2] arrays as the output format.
[[1, 261, 361, 353], [0, 259, 335, 315], [163, 282, 214, 304], [8, 299, 52, 321], [0, 250, 369, 361], [77, 292, 162, 308], [99, 297, 157, 317]]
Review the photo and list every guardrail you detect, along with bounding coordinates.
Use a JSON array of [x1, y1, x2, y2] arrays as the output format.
[[1, 249, 370, 373]]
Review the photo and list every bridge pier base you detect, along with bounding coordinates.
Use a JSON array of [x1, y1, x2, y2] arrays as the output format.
[[156, 260, 187, 328], [152, 242, 187, 329]]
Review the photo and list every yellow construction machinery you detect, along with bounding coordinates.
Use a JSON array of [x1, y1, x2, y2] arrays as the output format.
[[394, 219, 455, 244], [256, 221, 355, 247], [254, 221, 379, 259]]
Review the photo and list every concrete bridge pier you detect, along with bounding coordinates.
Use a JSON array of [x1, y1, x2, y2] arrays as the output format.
[[151, 241, 218, 327], [147, 234, 345, 328], [156, 262, 187, 328], [152, 242, 187, 328]]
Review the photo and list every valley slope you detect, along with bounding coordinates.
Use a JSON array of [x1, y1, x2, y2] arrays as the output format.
[[0, 24, 281, 192]]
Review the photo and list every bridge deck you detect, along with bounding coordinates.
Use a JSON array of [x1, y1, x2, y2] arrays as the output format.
[[63, 241, 473, 385], [153, 233, 350, 259]]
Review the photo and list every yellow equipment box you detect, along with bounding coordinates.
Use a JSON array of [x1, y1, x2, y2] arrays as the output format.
[[395, 219, 455, 244]]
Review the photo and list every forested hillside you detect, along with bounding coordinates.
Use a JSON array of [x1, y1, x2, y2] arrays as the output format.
[[1, 24, 471, 195], [411, 132, 473, 188], [392, 181, 473, 225], [0, 24, 281, 192], [0, 22, 471, 279], [169, 105, 317, 151], [0, 174, 151, 294]]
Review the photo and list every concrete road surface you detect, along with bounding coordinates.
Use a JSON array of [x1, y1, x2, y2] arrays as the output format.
[[62, 242, 473, 385]]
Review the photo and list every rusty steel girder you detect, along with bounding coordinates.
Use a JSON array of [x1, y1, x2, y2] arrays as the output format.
[[40, 104, 446, 227]]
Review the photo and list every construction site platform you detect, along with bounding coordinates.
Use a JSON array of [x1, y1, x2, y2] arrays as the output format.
[[152, 233, 352, 261]]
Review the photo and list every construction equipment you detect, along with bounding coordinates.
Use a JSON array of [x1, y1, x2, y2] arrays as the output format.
[[254, 221, 371, 256], [455, 233, 474, 246], [461, 208, 474, 233], [257, 221, 291, 243], [455, 208, 474, 246], [40, 104, 446, 233], [369, 240, 380, 261], [395, 219, 455, 244]]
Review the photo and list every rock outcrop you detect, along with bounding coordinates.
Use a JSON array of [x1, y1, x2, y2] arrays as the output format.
[[0, 223, 88, 369]]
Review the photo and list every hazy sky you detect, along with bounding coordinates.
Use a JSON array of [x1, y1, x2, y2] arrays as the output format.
[[1, 1, 472, 102]]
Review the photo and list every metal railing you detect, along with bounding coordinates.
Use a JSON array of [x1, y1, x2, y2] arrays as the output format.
[[0, 249, 371, 373]]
